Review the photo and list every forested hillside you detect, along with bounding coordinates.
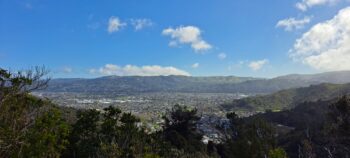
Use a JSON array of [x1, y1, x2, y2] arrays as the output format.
[[246, 98, 350, 158], [221, 83, 350, 111]]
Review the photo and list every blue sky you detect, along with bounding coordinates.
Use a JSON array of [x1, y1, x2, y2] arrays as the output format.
[[1, 0, 350, 78]]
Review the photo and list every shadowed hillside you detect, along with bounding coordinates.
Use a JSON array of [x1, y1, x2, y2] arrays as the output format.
[[221, 83, 350, 111]]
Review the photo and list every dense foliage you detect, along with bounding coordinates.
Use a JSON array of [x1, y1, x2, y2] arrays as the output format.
[[0, 67, 69, 157], [222, 83, 350, 111], [250, 97, 350, 157]]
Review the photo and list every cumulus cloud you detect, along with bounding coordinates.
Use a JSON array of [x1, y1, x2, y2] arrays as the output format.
[[191, 63, 199, 68], [162, 26, 212, 52], [90, 64, 190, 76], [108, 16, 127, 33], [218, 53, 227, 60], [248, 59, 269, 71], [276, 16, 312, 31], [296, 0, 339, 11], [131, 19, 153, 31], [290, 7, 350, 71]]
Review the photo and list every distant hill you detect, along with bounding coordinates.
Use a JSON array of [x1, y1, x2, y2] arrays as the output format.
[[44, 75, 258, 94], [221, 83, 350, 111], [274, 71, 350, 84], [43, 71, 350, 95]]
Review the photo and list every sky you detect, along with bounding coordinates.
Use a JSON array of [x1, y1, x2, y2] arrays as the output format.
[[1, 0, 350, 78]]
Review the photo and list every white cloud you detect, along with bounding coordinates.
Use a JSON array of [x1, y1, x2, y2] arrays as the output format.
[[218, 53, 227, 60], [62, 67, 73, 73], [131, 19, 153, 31], [276, 16, 312, 31], [168, 41, 178, 47], [295, 0, 339, 11], [290, 7, 350, 71], [227, 61, 246, 71], [108, 16, 127, 33], [248, 59, 269, 71], [90, 64, 190, 76], [162, 26, 212, 52], [191, 63, 199, 68]]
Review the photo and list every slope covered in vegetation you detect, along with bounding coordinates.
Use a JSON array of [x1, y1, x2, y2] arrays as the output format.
[[221, 83, 350, 111]]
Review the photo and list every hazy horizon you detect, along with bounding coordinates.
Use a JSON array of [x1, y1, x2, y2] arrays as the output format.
[[45, 70, 350, 80]]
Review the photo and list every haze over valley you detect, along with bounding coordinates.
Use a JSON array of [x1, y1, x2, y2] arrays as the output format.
[[36, 71, 350, 119]]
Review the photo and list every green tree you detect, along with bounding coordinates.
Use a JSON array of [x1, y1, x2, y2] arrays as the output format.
[[324, 96, 350, 157], [101, 106, 122, 142], [22, 108, 70, 157], [117, 112, 142, 157], [66, 106, 164, 157], [219, 114, 278, 158], [162, 105, 204, 153], [0, 67, 72, 157], [68, 109, 101, 158], [269, 148, 288, 158]]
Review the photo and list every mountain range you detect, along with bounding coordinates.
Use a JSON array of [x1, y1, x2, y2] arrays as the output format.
[[43, 71, 350, 95]]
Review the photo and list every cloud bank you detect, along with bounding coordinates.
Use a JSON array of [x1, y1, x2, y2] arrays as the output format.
[[90, 64, 190, 76], [290, 7, 350, 71]]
